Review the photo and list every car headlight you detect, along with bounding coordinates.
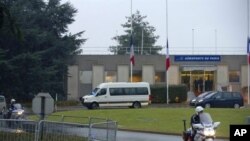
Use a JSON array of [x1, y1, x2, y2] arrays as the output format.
[[191, 99, 196, 102], [204, 128, 215, 136], [198, 99, 203, 103]]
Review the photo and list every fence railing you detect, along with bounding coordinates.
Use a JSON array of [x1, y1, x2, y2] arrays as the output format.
[[0, 117, 117, 141], [88, 121, 117, 141]]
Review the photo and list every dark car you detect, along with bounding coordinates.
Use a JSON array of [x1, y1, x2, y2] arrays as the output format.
[[194, 91, 244, 108], [189, 91, 214, 106]]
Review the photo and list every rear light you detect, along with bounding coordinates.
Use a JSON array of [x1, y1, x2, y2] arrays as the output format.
[[149, 95, 152, 104]]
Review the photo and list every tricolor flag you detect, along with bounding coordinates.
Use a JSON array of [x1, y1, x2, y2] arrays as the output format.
[[166, 39, 170, 71], [130, 34, 135, 65], [247, 37, 250, 64]]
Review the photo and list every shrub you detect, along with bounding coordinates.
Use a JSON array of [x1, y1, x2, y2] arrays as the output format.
[[56, 100, 80, 106], [151, 84, 188, 103]]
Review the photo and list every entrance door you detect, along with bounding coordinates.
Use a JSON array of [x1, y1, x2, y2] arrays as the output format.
[[181, 70, 214, 96]]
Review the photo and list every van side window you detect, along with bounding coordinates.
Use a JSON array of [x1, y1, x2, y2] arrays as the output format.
[[110, 88, 123, 96], [214, 93, 221, 99], [110, 87, 148, 96], [136, 87, 148, 95], [124, 88, 135, 95], [0, 97, 4, 102], [232, 92, 241, 98], [222, 92, 232, 99], [97, 88, 107, 96]]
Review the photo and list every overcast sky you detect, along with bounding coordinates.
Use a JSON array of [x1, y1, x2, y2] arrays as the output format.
[[62, 0, 248, 55]]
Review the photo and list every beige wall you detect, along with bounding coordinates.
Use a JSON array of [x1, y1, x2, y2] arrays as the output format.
[[92, 65, 104, 88], [67, 65, 79, 100], [142, 65, 154, 84], [216, 65, 228, 90], [117, 65, 129, 82], [168, 65, 179, 85]]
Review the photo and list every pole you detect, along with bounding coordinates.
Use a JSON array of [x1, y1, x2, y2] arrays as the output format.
[[166, 0, 169, 104], [192, 29, 194, 54], [141, 28, 144, 55], [246, 0, 250, 104], [130, 0, 133, 82], [215, 29, 217, 54]]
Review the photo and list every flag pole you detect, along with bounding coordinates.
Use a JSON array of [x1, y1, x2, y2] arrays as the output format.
[[130, 0, 133, 82], [247, 0, 249, 105], [166, 0, 169, 104]]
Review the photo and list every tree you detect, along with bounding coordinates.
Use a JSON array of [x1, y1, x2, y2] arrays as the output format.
[[109, 11, 162, 55], [0, 0, 86, 101]]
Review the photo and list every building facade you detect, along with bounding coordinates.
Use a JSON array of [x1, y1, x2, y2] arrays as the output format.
[[67, 55, 248, 100]]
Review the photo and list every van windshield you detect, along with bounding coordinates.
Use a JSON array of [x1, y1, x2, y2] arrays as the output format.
[[90, 88, 100, 95]]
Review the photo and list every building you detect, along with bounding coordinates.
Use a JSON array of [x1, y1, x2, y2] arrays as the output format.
[[67, 55, 248, 100]]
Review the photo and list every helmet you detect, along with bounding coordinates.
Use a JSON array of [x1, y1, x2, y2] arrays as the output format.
[[11, 99, 16, 103], [195, 106, 204, 113]]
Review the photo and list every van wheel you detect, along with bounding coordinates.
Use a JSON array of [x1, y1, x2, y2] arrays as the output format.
[[133, 102, 141, 108], [91, 102, 99, 109], [205, 103, 211, 108], [234, 104, 240, 108]]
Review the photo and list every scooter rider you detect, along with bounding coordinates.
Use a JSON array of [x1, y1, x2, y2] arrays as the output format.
[[190, 106, 204, 141]]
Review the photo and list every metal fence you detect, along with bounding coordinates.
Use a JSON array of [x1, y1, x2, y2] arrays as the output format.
[[0, 117, 117, 141], [89, 120, 117, 141]]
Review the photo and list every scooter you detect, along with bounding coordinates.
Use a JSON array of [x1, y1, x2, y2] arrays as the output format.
[[182, 112, 220, 141]]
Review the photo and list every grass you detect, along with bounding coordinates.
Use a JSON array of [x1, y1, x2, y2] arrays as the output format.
[[42, 107, 250, 138]]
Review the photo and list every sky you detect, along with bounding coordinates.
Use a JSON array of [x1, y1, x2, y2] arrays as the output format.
[[61, 0, 248, 55]]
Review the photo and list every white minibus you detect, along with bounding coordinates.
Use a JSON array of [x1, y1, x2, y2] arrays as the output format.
[[80, 82, 151, 109]]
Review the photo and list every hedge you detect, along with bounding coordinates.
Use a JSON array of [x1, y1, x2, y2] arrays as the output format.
[[150, 84, 188, 103]]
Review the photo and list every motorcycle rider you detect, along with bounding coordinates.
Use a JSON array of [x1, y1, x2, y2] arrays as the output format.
[[190, 106, 204, 141], [7, 99, 16, 118]]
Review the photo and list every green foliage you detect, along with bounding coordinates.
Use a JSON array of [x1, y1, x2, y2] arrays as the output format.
[[56, 100, 80, 106], [109, 10, 162, 55], [0, 0, 86, 101], [151, 84, 188, 103]]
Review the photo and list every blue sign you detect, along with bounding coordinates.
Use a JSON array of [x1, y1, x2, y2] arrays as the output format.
[[174, 55, 221, 62]]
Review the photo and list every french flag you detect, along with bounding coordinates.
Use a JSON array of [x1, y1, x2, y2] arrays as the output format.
[[130, 34, 135, 66], [166, 39, 170, 71], [248, 37, 250, 64]]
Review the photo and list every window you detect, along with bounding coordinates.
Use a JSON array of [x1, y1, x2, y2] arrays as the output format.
[[105, 71, 117, 82], [229, 71, 240, 83], [110, 88, 123, 96], [109, 87, 148, 96], [129, 71, 142, 82], [155, 72, 166, 83], [79, 71, 92, 84], [97, 88, 107, 96], [0, 97, 4, 102], [136, 87, 148, 95]]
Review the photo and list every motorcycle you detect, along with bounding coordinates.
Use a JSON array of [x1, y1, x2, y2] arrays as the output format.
[[9, 103, 25, 120], [182, 112, 220, 141], [3, 103, 25, 127]]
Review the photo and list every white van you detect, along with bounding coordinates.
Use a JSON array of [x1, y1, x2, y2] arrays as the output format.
[[0, 95, 6, 113], [80, 82, 151, 109]]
